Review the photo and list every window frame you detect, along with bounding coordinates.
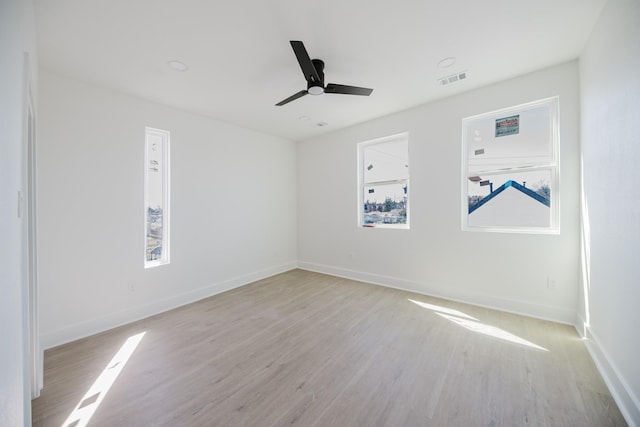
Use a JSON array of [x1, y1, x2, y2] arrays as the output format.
[[144, 127, 171, 268], [357, 133, 410, 229], [461, 97, 560, 234]]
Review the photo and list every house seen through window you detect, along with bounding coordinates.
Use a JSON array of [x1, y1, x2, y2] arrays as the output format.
[[358, 133, 409, 228]]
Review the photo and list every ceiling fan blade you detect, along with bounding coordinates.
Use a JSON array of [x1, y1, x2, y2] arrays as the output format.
[[290, 40, 321, 84], [325, 83, 373, 96], [275, 90, 308, 106]]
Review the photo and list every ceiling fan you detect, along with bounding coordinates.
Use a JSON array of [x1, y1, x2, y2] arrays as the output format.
[[276, 40, 373, 106]]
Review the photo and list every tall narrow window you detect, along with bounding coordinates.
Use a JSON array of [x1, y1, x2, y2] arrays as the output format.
[[462, 97, 559, 233], [144, 127, 170, 267], [358, 133, 409, 228]]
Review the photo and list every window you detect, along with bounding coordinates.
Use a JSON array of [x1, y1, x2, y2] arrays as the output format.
[[358, 133, 409, 228], [144, 127, 170, 267], [462, 97, 559, 233]]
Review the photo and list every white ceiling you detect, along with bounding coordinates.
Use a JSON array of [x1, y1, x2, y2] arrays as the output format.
[[35, 0, 606, 142]]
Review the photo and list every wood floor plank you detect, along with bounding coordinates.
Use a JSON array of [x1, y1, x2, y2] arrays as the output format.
[[31, 270, 627, 426]]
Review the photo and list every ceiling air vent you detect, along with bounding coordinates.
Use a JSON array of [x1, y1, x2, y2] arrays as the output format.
[[438, 71, 468, 86]]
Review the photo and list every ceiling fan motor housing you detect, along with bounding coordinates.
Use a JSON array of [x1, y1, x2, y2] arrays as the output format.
[[308, 59, 325, 93]]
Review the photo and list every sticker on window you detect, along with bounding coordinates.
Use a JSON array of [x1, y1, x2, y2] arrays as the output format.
[[495, 115, 520, 137]]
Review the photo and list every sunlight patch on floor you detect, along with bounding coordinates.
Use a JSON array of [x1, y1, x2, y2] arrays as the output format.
[[408, 299, 478, 320], [61, 332, 146, 427], [409, 298, 547, 351], [437, 312, 548, 351]]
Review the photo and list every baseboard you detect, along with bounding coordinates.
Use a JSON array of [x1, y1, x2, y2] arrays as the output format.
[[41, 261, 297, 350], [297, 261, 575, 325], [575, 315, 640, 427]]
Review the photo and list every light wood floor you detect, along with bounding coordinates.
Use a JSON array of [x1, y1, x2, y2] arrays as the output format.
[[32, 269, 626, 426]]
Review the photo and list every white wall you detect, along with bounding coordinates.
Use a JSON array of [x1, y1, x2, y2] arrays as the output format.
[[579, 0, 640, 424], [38, 71, 297, 349], [298, 62, 581, 324], [0, 0, 37, 425]]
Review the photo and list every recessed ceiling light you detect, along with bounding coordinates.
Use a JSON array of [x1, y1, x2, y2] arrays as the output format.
[[298, 115, 310, 121], [167, 60, 188, 72], [437, 57, 456, 69], [316, 122, 328, 127]]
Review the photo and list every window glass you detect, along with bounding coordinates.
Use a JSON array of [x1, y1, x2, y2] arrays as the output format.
[[363, 183, 408, 226], [359, 133, 409, 228], [363, 138, 409, 183], [462, 98, 559, 233], [145, 127, 170, 267]]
